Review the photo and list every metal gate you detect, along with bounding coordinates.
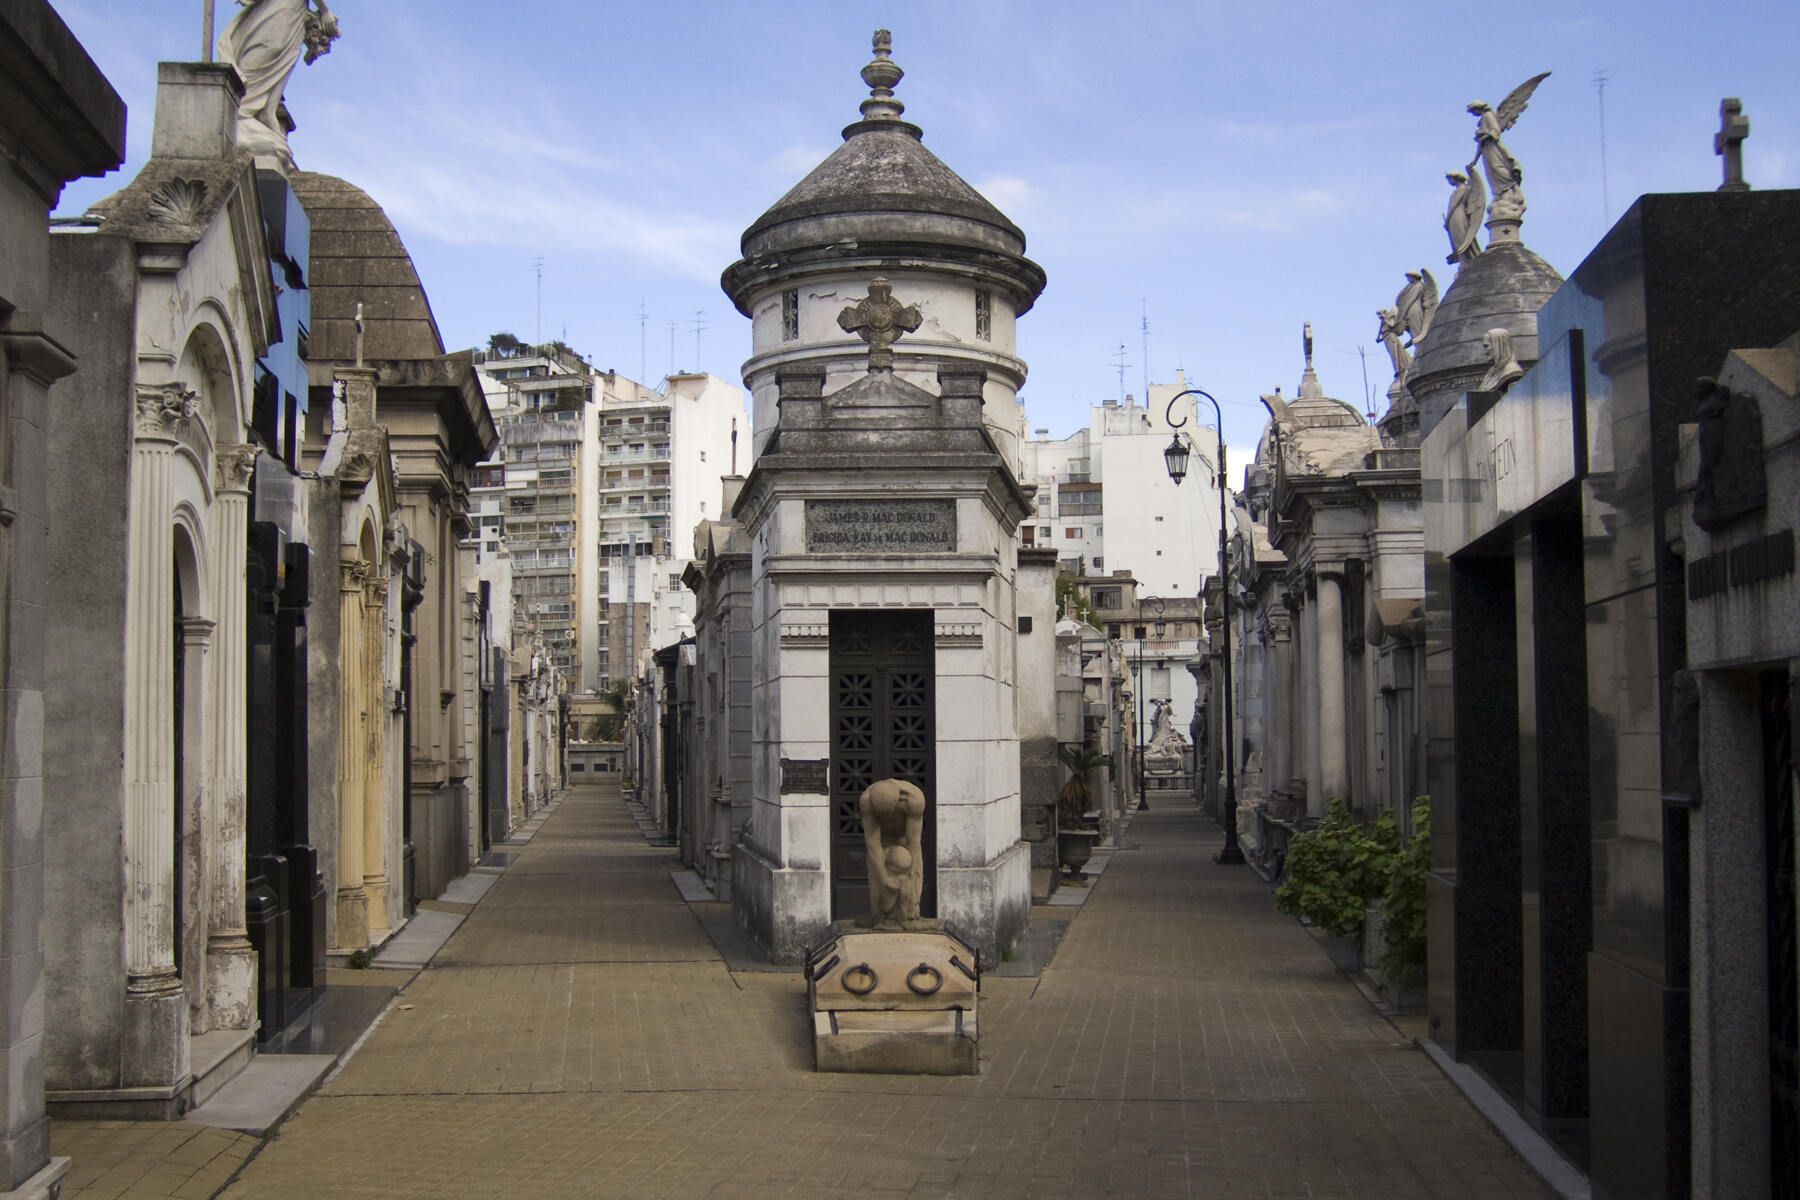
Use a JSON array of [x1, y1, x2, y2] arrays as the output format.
[[1765, 670, 1797, 1199], [829, 610, 935, 921]]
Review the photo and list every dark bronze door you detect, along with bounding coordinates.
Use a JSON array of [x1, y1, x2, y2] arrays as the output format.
[[829, 610, 935, 922]]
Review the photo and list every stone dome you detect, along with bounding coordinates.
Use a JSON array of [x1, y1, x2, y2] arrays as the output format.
[[291, 171, 446, 372], [721, 31, 1045, 317], [1404, 239, 1563, 440]]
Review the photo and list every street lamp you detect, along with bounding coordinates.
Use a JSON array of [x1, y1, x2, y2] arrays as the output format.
[[1135, 596, 1163, 812], [1163, 388, 1245, 866]]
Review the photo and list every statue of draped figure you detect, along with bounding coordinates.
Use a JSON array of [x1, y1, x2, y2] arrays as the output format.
[[216, 0, 340, 164]]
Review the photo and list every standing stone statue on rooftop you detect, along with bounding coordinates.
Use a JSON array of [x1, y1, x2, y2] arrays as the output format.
[[1467, 72, 1550, 233], [1377, 307, 1412, 381], [1444, 166, 1485, 264], [1395, 269, 1438, 347], [216, 0, 340, 165]]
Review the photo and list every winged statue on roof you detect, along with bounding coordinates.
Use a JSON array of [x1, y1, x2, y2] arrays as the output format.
[[1467, 72, 1550, 224]]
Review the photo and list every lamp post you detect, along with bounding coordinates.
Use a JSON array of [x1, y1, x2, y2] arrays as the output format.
[[1162, 389, 1244, 866]]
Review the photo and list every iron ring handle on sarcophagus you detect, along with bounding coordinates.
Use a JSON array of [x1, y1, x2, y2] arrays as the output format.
[[841, 963, 878, 995], [906, 963, 943, 996]]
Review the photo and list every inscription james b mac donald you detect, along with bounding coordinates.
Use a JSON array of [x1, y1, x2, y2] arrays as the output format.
[[805, 499, 956, 553]]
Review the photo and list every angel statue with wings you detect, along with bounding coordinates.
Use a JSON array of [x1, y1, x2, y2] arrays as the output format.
[[216, 0, 341, 165], [1467, 73, 1550, 225]]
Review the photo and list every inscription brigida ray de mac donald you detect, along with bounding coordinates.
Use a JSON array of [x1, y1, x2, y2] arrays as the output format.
[[805, 499, 957, 553]]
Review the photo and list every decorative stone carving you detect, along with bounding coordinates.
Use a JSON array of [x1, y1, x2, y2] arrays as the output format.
[[1692, 375, 1767, 530], [341, 558, 370, 590], [1467, 72, 1549, 231], [837, 278, 922, 372], [214, 442, 260, 492], [215, 0, 340, 164], [1477, 327, 1525, 393], [134, 382, 200, 438], [1444, 167, 1485, 264], [858, 779, 928, 930], [146, 178, 208, 225]]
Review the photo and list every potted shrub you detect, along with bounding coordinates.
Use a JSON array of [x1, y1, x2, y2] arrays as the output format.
[[1274, 797, 1399, 972], [1375, 799, 1430, 1007], [1055, 744, 1108, 878]]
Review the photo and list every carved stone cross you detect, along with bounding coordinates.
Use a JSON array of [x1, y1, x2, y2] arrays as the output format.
[[1715, 97, 1750, 193], [837, 278, 922, 372]]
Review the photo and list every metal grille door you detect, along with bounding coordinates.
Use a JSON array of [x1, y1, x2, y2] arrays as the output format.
[[829, 611, 935, 921]]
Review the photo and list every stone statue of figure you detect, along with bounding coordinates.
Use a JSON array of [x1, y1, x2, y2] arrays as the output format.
[[1444, 167, 1485, 264], [1467, 73, 1550, 225], [858, 779, 927, 929], [1395, 269, 1438, 347], [1150, 698, 1173, 746], [1377, 307, 1412, 380], [1478, 327, 1525, 392], [216, 0, 341, 163]]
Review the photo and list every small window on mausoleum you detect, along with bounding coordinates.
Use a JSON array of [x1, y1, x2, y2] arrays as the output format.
[[975, 292, 992, 341], [782, 289, 800, 341]]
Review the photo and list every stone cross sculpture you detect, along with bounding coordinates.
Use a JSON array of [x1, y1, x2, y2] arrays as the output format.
[[1715, 98, 1751, 192], [1466, 72, 1550, 239], [216, 0, 340, 166], [858, 779, 928, 930], [838, 278, 922, 373]]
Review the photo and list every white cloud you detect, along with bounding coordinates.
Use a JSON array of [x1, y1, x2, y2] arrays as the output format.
[[974, 173, 1038, 214], [770, 144, 834, 176]]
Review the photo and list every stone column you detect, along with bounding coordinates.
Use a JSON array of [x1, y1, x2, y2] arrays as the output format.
[[121, 386, 188, 1081], [1316, 568, 1348, 809], [336, 557, 370, 947], [205, 442, 258, 1030], [362, 573, 390, 933], [1265, 603, 1292, 803], [178, 614, 214, 1034]]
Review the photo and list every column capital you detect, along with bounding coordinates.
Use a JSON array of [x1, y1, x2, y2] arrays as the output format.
[[181, 615, 217, 646], [214, 442, 261, 493], [341, 558, 370, 593], [134, 382, 200, 442]]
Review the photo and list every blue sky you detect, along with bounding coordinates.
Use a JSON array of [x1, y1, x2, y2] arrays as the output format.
[[53, 0, 1800, 467]]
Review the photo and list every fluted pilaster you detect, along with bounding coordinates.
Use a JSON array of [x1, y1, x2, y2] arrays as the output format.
[[205, 442, 258, 1028], [362, 573, 390, 933], [336, 557, 370, 947]]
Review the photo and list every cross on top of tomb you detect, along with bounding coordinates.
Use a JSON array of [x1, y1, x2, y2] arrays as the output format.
[[1715, 97, 1750, 192], [837, 278, 922, 373]]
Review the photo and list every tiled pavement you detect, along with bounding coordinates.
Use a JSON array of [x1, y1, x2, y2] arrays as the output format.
[[55, 783, 1555, 1198]]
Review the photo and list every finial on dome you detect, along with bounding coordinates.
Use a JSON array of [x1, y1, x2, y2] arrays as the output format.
[[1298, 322, 1324, 399], [858, 29, 905, 122]]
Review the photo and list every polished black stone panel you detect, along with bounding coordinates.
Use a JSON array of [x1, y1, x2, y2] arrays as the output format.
[[1588, 951, 1671, 1200], [1450, 552, 1521, 1058], [1524, 514, 1592, 1129]]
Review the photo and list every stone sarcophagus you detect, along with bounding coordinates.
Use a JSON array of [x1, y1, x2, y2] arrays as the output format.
[[805, 928, 979, 1074]]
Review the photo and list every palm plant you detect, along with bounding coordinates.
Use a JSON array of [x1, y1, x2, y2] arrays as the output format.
[[1055, 744, 1109, 830]]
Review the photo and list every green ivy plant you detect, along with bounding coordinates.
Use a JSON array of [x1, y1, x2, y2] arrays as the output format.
[[1378, 799, 1431, 985], [1274, 797, 1401, 939]]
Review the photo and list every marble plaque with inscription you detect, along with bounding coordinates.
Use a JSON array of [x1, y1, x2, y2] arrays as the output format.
[[781, 758, 830, 794], [805, 499, 956, 553]]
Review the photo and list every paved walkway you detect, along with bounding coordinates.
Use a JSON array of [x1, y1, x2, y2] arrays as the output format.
[[56, 783, 1553, 1198]]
